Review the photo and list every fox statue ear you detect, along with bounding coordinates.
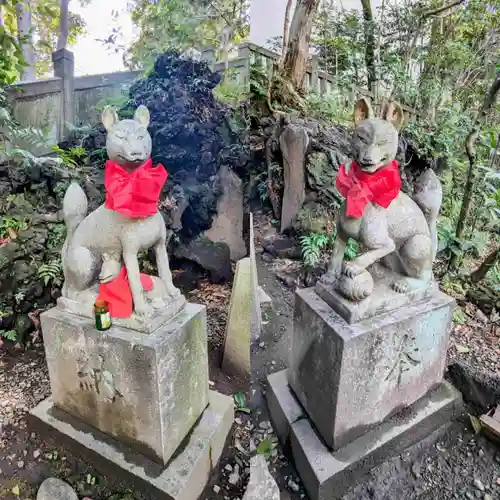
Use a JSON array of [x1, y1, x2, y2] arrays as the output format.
[[102, 106, 119, 131], [353, 97, 374, 126], [382, 101, 404, 131], [134, 105, 150, 128]]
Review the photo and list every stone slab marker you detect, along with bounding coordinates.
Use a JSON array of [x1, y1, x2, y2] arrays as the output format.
[[205, 165, 246, 261], [222, 257, 251, 376], [279, 125, 309, 232], [249, 212, 271, 342]]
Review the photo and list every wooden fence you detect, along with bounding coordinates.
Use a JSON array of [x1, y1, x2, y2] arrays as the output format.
[[6, 43, 417, 148]]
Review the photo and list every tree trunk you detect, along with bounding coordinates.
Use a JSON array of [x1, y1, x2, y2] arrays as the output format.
[[360, 0, 376, 94], [282, 0, 293, 58], [470, 246, 499, 283], [450, 72, 500, 270], [16, 0, 36, 80], [57, 0, 70, 51], [283, 0, 321, 90]]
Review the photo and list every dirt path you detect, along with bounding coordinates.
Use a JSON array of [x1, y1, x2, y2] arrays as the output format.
[[252, 251, 500, 500]]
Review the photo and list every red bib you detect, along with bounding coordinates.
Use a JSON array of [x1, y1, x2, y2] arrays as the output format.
[[336, 160, 401, 218], [96, 266, 154, 318], [104, 158, 168, 218]]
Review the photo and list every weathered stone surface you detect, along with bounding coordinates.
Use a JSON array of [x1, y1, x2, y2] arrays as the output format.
[[57, 288, 186, 333], [31, 390, 233, 500], [41, 303, 209, 466], [173, 235, 232, 282], [447, 361, 500, 413], [243, 454, 280, 500], [316, 263, 437, 324], [288, 288, 455, 451], [205, 165, 246, 261], [222, 257, 251, 376], [267, 369, 462, 500], [57, 287, 186, 334], [37, 478, 78, 500], [279, 125, 309, 232], [250, 212, 269, 342], [261, 234, 301, 260], [266, 370, 304, 445]]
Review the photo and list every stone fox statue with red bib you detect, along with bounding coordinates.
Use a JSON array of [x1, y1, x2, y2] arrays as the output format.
[[322, 98, 443, 301], [61, 105, 181, 318]]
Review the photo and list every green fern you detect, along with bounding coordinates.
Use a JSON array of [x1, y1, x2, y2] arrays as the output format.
[[37, 260, 63, 286], [300, 233, 330, 266], [344, 239, 359, 261], [0, 330, 17, 342]]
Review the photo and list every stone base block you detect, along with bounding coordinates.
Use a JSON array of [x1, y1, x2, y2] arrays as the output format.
[[30, 390, 233, 500], [57, 286, 186, 334], [315, 263, 436, 324], [289, 288, 455, 450], [41, 303, 209, 466], [266, 370, 462, 500]]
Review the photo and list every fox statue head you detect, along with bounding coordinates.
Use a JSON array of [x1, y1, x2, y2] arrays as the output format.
[[351, 97, 404, 174], [101, 105, 152, 171]]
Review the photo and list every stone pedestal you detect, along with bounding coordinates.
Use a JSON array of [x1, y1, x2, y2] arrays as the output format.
[[289, 287, 455, 450], [267, 370, 461, 500], [31, 391, 233, 500], [33, 302, 233, 499], [266, 286, 462, 500]]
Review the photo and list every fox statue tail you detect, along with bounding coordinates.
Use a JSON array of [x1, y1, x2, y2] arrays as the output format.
[[62, 181, 88, 241], [412, 169, 443, 261]]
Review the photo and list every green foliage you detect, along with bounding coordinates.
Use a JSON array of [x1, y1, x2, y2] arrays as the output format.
[[305, 92, 352, 126], [300, 233, 330, 267], [249, 63, 269, 103], [256, 438, 278, 458], [47, 223, 67, 250], [486, 261, 500, 292], [0, 24, 26, 85], [300, 231, 358, 267], [126, 0, 249, 70], [51, 145, 87, 168], [233, 391, 250, 413], [0, 215, 28, 239], [37, 259, 63, 287], [452, 306, 468, 325], [95, 90, 135, 118], [213, 70, 248, 105], [0, 88, 49, 167], [0, 330, 18, 342], [1, 0, 90, 77]]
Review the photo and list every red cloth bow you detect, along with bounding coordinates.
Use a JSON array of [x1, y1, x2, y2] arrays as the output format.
[[104, 158, 168, 218], [97, 266, 154, 318], [336, 160, 401, 218]]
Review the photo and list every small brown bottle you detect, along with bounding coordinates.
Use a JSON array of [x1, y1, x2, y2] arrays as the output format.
[[94, 299, 112, 331]]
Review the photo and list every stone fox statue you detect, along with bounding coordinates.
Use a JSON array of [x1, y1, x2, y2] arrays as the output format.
[[61, 105, 180, 317], [324, 98, 443, 300]]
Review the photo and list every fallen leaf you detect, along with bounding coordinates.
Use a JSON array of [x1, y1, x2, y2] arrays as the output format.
[[455, 343, 470, 353], [11, 484, 20, 497], [469, 414, 482, 434]]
